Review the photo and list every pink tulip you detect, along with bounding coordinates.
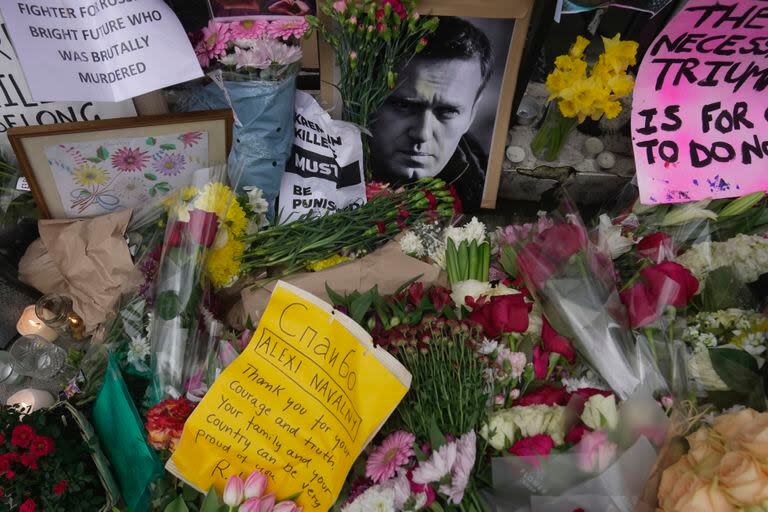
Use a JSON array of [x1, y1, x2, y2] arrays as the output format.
[[273, 501, 301, 512], [244, 470, 268, 499], [223, 475, 245, 507], [239, 494, 276, 512]]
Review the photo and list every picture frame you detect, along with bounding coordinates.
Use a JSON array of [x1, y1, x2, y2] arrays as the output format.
[[318, 0, 534, 209], [8, 110, 233, 219]]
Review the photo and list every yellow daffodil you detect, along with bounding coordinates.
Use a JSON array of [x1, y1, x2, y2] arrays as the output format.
[[608, 74, 635, 97], [569, 35, 590, 58]]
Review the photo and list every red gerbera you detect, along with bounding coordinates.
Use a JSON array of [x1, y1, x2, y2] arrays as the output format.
[[10, 425, 35, 449], [29, 435, 55, 458], [53, 479, 68, 496]]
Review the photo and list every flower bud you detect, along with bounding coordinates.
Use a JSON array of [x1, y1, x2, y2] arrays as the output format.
[[223, 475, 245, 507], [243, 470, 268, 499], [273, 501, 301, 512]]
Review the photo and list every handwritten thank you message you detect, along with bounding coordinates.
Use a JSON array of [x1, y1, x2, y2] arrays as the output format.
[[0, 0, 203, 102], [168, 282, 411, 510], [632, 0, 768, 204]]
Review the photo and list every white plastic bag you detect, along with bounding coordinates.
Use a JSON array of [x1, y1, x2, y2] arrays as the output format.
[[278, 91, 366, 223]]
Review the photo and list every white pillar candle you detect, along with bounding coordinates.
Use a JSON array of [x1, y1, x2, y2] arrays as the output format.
[[16, 305, 59, 342], [6, 388, 55, 414]]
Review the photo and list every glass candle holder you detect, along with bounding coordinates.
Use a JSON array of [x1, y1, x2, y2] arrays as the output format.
[[35, 294, 85, 340], [9, 335, 67, 381], [0, 351, 23, 385]]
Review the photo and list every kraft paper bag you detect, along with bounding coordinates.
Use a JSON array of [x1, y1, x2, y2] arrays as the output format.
[[238, 241, 446, 323], [18, 210, 136, 333]]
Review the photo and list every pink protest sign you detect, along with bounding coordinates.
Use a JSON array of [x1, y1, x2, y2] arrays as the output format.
[[632, 0, 768, 204]]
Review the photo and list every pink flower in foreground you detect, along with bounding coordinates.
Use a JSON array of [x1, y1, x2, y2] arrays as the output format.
[[273, 501, 301, 512], [195, 20, 231, 67], [438, 431, 476, 505], [577, 431, 617, 473], [230, 19, 268, 39], [239, 494, 275, 512], [244, 470, 268, 499], [366, 431, 415, 483], [267, 18, 309, 40], [223, 475, 244, 507]]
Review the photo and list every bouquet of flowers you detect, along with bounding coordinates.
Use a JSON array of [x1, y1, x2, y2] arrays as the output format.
[[0, 404, 113, 511], [532, 34, 638, 161], [309, 0, 438, 172], [144, 397, 196, 454], [183, 18, 310, 212]]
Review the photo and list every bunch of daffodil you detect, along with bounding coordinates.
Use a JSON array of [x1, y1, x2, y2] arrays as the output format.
[[546, 34, 639, 123]]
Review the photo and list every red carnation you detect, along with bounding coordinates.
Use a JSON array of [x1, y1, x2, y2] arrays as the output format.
[[188, 209, 219, 248], [467, 293, 530, 338], [19, 498, 36, 512], [448, 185, 463, 214], [19, 453, 38, 470], [407, 282, 424, 306], [515, 385, 570, 406], [541, 318, 576, 364], [508, 434, 555, 466], [53, 479, 68, 496], [29, 435, 55, 458], [532, 345, 549, 380], [565, 423, 588, 445], [429, 286, 452, 312], [637, 232, 674, 262], [10, 425, 35, 449]]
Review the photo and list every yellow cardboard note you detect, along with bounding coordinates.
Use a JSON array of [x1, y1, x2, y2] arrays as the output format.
[[168, 281, 411, 510]]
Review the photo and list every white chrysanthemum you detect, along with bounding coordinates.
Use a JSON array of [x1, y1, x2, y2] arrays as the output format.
[[399, 231, 426, 258], [677, 234, 768, 285], [477, 338, 498, 355], [342, 485, 396, 512], [127, 334, 150, 371]]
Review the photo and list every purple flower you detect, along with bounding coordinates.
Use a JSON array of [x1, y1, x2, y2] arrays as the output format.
[[152, 152, 185, 176]]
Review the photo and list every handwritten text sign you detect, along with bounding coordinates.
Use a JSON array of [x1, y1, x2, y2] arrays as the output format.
[[632, 0, 768, 204], [168, 282, 410, 510], [0, 0, 202, 103], [0, 14, 134, 158]]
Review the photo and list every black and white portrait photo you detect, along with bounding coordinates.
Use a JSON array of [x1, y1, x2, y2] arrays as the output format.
[[370, 16, 516, 211]]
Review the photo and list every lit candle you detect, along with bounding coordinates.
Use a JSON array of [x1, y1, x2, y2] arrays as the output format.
[[16, 305, 59, 342], [6, 388, 55, 414]]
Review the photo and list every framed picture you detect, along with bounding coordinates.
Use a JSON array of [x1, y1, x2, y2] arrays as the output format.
[[208, 0, 315, 18], [318, 0, 534, 210], [8, 110, 233, 219]]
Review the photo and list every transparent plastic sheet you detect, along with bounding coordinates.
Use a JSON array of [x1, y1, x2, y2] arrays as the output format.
[[176, 67, 298, 217], [488, 395, 669, 511]]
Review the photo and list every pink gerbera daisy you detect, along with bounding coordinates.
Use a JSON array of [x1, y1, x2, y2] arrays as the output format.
[[266, 18, 310, 40], [365, 431, 415, 483], [195, 20, 231, 67], [111, 146, 149, 173], [230, 19, 269, 39]]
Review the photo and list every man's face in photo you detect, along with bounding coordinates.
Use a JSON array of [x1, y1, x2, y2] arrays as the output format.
[[370, 56, 485, 180]]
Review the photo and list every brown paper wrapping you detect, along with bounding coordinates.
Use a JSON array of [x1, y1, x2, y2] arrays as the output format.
[[18, 210, 137, 334], [235, 241, 446, 327]]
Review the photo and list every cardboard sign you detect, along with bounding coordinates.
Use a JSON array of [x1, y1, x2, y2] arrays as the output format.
[[0, 0, 203, 103], [0, 14, 135, 159], [168, 281, 410, 510], [632, 0, 768, 204]]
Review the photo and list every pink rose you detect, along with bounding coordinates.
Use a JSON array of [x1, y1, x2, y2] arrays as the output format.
[[577, 430, 617, 473], [188, 209, 219, 247]]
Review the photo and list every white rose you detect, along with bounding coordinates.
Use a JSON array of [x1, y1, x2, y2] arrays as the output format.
[[581, 394, 619, 431], [509, 405, 567, 445], [480, 411, 516, 451], [450, 280, 492, 307]]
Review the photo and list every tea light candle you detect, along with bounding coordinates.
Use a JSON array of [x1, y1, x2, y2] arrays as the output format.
[[6, 388, 55, 414], [16, 305, 58, 342]]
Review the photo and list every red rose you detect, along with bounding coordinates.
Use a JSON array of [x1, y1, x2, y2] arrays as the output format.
[[188, 209, 219, 248], [637, 232, 674, 262], [508, 434, 555, 465], [515, 385, 570, 406], [619, 281, 660, 328], [532, 345, 549, 380], [29, 435, 55, 458], [11, 425, 35, 449], [53, 479, 68, 496], [0, 432, 4, 444], [641, 261, 698, 308], [19, 498, 36, 512], [565, 423, 588, 445], [538, 223, 588, 265], [468, 294, 530, 338], [541, 318, 576, 364], [516, 242, 556, 292], [166, 221, 187, 247], [429, 286, 452, 312], [19, 453, 38, 470], [407, 282, 424, 306]]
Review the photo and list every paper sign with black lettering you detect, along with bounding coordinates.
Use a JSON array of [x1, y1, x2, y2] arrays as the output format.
[[278, 91, 366, 223], [167, 281, 410, 511], [632, 0, 768, 204], [0, 0, 203, 103], [0, 13, 134, 158]]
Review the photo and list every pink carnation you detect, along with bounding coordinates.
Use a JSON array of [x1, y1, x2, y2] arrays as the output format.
[[365, 431, 415, 483], [267, 18, 309, 40]]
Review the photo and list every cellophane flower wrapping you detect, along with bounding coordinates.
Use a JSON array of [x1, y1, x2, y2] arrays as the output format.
[[515, 201, 642, 400], [146, 166, 235, 404]]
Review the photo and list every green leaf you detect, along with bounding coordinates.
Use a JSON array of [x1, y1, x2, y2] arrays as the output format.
[[160, 143, 177, 150], [710, 348, 760, 393], [199, 487, 222, 512], [325, 283, 346, 307], [393, 275, 422, 297], [350, 290, 374, 324], [144, 172, 158, 181], [86, 157, 103, 163], [182, 484, 200, 503], [163, 496, 189, 512], [700, 266, 756, 311], [500, 244, 518, 278], [156, 182, 171, 193], [149, 188, 157, 197], [147, 137, 157, 145], [156, 290, 182, 320], [96, 146, 109, 160], [428, 416, 447, 449]]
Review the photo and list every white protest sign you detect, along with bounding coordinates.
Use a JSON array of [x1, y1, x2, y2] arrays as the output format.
[[0, 13, 135, 159], [0, 0, 203, 103]]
